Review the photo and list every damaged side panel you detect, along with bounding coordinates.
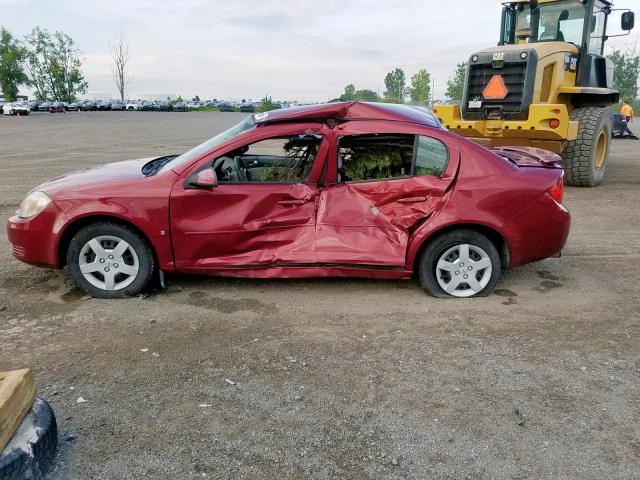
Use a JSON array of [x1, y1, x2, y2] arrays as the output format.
[[316, 175, 455, 266], [171, 184, 318, 269]]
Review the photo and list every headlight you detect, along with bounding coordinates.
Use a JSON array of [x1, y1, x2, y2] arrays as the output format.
[[17, 191, 52, 218]]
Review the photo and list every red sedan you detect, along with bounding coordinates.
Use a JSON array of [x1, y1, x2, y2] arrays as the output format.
[[7, 102, 570, 298]]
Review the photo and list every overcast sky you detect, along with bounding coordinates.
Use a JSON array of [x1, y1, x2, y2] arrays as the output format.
[[3, 0, 638, 101]]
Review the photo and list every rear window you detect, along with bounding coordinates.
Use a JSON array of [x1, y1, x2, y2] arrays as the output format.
[[338, 135, 415, 182], [337, 134, 449, 182], [415, 136, 449, 177]]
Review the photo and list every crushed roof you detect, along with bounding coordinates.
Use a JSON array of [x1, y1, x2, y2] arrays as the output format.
[[254, 101, 441, 129]]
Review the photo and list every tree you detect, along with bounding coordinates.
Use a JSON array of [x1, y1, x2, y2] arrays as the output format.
[[258, 94, 274, 112], [384, 68, 406, 103], [110, 32, 131, 101], [608, 47, 639, 101], [0, 28, 27, 101], [23, 27, 88, 102], [354, 89, 379, 101], [193, 95, 200, 102], [409, 68, 431, 105], [341, 84, 356, 101], [446, 62, 467, 102]]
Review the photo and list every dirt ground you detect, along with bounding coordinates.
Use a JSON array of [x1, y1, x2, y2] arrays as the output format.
[[0, 111, 639, 480]]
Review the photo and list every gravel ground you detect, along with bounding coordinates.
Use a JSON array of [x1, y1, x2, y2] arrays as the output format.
[[0, 111, 639, 480]]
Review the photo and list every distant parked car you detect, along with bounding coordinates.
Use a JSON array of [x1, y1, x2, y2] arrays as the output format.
[[81, 101, 97, 111], [2, 102, 30, 116], [97, 100, 112, 111], [156, 101, 173, 112], [28, 100, 40, 111], [173, 102, 187, 112], [67, 102, 80, 111], [139, 100, 155, 111], [48, 101, 66, 113], [111, 100, 125, 111], [38, 101, 52, 112], [218, 103, 235, 112], [126, 101, 141, 111], [239, 103, 256, 113]]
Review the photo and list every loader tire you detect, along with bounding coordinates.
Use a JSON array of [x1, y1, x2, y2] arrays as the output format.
[[562, 106, 612, 187]]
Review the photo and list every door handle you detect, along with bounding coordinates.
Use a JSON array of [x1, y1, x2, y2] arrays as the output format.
[[397, 196, 428, 204], [278, 199, 308, 206]]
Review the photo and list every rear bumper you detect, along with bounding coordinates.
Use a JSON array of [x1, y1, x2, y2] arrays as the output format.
[[500, 193, 570, 268], [6, 206, 62, 268], [434, 103, 577, 142]]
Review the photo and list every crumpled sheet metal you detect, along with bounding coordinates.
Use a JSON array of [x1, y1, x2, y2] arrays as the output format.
[[315, 176, 449, 266], [171, 183, 318, 269]]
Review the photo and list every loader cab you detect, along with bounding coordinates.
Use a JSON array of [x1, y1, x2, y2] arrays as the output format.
[[499, 0, 634, 89]]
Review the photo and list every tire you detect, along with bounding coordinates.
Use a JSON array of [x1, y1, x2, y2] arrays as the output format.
[[0, 398, 58, 480], [562, 106, 612, 187], [418, 229, 502, 298], [67, 222, 156, 299]]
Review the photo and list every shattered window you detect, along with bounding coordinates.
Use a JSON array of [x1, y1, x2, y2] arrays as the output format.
[[415, 136, 448, 177], [338, 135, 415, 182], [214, 135, 322, 183]]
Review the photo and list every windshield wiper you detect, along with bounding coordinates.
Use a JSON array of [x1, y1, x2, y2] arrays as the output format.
[[142, 155, 179, 176]]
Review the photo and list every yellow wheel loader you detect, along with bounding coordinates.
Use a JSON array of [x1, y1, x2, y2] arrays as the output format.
[[435, 0, 635, 186]]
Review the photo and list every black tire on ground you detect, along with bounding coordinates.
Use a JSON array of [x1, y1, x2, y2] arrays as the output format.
[[67, 221, 156, 299], [418, 229, 502, 298], [562, 106, 612, 187], [0, 398, 58, 480]]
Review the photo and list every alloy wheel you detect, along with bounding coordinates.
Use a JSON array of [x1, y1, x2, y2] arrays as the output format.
[[435, 243, 492, 297], [78, 235, 139, 291]]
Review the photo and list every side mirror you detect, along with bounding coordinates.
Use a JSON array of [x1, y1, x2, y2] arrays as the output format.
[[187, 168, 218, 189], [622, 11, 635, 31]]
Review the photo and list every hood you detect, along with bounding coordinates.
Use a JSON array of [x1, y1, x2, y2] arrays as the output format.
[[37, 157, 156, 196]]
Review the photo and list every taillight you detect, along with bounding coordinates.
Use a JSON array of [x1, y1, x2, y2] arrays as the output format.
[[547, 176, 564, 204]]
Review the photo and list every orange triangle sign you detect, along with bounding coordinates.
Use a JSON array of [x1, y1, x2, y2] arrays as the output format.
[[483, 75, 508, 100]]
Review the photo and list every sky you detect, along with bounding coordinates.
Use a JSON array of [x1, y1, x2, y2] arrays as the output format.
[[2, 0, 638, 101]]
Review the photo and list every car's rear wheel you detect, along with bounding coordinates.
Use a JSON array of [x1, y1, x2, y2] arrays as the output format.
[[419, 229, 501, 298], [67, 222, 155, 298]]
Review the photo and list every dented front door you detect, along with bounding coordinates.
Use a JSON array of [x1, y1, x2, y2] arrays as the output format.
[[170, 131, 328, 271]]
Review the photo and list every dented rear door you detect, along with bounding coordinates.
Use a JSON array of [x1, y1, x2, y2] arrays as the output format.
[[316, 125, 458, 267]]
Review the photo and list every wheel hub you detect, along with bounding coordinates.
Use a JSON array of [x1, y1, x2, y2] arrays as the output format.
[[435, 243, 492, 297], [78, 235, 139, 291]]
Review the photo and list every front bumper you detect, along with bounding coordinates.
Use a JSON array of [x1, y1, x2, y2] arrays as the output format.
[[6, 205, 63, 268], [434, 103, 578, 142]]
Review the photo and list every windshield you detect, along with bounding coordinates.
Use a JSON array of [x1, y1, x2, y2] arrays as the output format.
[[513, 1, 587, 46], [158, 115, 256, 174]]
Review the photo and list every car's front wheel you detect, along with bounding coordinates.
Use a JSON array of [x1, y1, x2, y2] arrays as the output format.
[[418, 229, 501, 298], [67, 222, 155, 298]]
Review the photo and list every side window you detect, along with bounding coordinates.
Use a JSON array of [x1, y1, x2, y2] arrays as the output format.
[[338, 134, 415, 182], [588, 9, 606, 55], [214, 135, 322, 183], [415, 136, 449, 177]]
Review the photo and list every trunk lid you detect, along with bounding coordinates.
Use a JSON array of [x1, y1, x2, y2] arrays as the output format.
[[492, 146, 562, 168]]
